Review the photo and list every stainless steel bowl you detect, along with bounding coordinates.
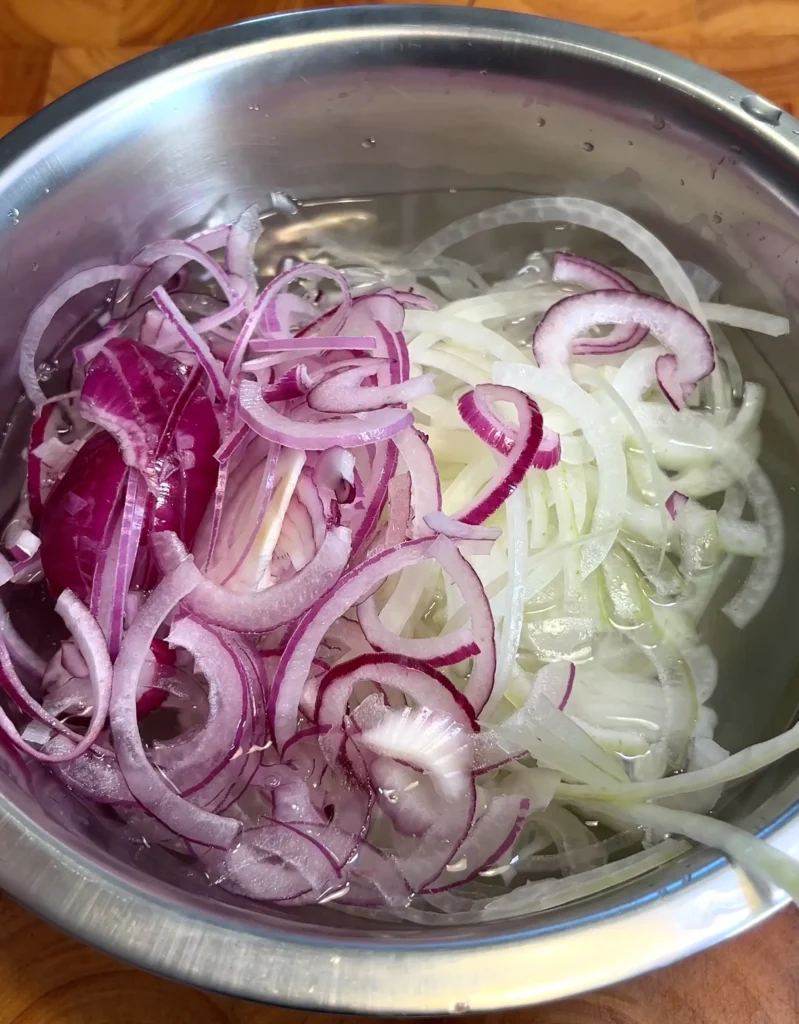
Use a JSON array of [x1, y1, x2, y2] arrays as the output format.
[[0, 6, 797, 1013]]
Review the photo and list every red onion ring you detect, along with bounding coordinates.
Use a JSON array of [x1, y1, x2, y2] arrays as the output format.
[[533, 290, 715, 408], [238, 378, 413, 451], [455, 385, 544, 526], [152, 527, 351, 634], [552, 252, 647, 355], [109, 557, 241, 849]]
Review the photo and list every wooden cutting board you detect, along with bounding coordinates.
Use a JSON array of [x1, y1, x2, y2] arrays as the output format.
[[0, 0, 797, 1021]]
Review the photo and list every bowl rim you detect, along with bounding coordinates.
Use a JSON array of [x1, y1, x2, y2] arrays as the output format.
[[0, 5, 797, 1012]]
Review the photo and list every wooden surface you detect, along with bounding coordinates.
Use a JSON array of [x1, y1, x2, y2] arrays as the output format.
[[0, 0, 798, 1021]]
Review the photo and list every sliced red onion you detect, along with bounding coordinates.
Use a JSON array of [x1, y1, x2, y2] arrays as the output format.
[[73, 320, 125, 370], [212, 820, 341, 902], [424, 795, 531, 892], [217, 443, 285, 589], [398, 777, 478, 892], [338, 294, 405, 342], [79, 339, 185, 479], [40, 432, 129, 602], [520, 661, 577, 712], [270, 536, 487, 751], [432, 539, 496, 715], [110, 557, 241, 849], [552, 252, 638, 293], [533, 429, 562, 470], [393, 428, 441, 537], [225, 204, 262, 290], [381, 288, 436, 311], [20, 264, 139, 406], [359, 706, 470, 799], [357, 595, 478, 667], [52, 591, 113, 755], [215, 423, 250, 465], [0, 555, 13, 586], [375, 322, 410, 383], [0, 591, 111, 763], [127, 239, 241, 317], [0, 644, 84, 753], [155, 617, 255, 807], [152, 527, 351, 633], [455, 385, 543, 525], [458, 381, 560, 471], [342, 841, 412, 907], [382, 472, 412, 549], [316, 652, 478, 733], [261, 366, 313, 403], [27, 404, 59, 521], [294, 473, 328, 548], [225, 263, 352, 380], [552, 252, 647, 355], [313, 446, 356, 510], [348, 441, 398, 555], [666, 491, 689, 520], [368, 757, 439, 837], [308, 364, 435, 414], [250, 336, 376, 354], [7, 529, 40, 562], [238, 378, 412, 451], [106, 470, 147, 658], [423, 511, 500, 548], [533, 291, 715, 408], [151, 287, 230, 402]]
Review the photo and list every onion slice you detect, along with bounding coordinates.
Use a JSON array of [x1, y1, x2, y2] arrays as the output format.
[[533, 291, 715, 409], [110, 557, 241, 849], [358, 596, 478, 666], [152, 527, 351, 633], [551, 252, 647, 354], [238, 378, 413, 450], [455, 385, 543, 525]]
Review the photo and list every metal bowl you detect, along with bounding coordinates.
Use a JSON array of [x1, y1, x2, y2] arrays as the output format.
[[0, 5, 797, 1013]]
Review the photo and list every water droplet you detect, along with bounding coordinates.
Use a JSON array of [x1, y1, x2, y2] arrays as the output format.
[[536, 117, 546, 127], [448, 188, 457, 194], [32, 262, 38, 271], [330, 955, 341, 965], [269, 190, 300, 216], [652, 114, 666, 130], [479, 69, 488, 75], [7, 208, 19, 224], [582, 142, 594, 152], [43, 187, 50, 195], [247, 104, 260, 111], [361, 137, 376, 149], [712, 212, 723, 224], [740, 94, 783, 125]]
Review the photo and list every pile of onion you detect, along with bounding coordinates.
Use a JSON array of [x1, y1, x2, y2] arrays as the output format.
[[1, 195, 797, 918]]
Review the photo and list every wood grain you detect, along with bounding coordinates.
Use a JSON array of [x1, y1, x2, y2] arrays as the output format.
[[0, 0, 797, 1021]]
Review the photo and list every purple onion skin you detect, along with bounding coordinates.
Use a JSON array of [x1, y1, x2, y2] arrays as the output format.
[[149, 377, 220, 544], [40, 345, 219, 600], [40, 432, 127, 601]]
